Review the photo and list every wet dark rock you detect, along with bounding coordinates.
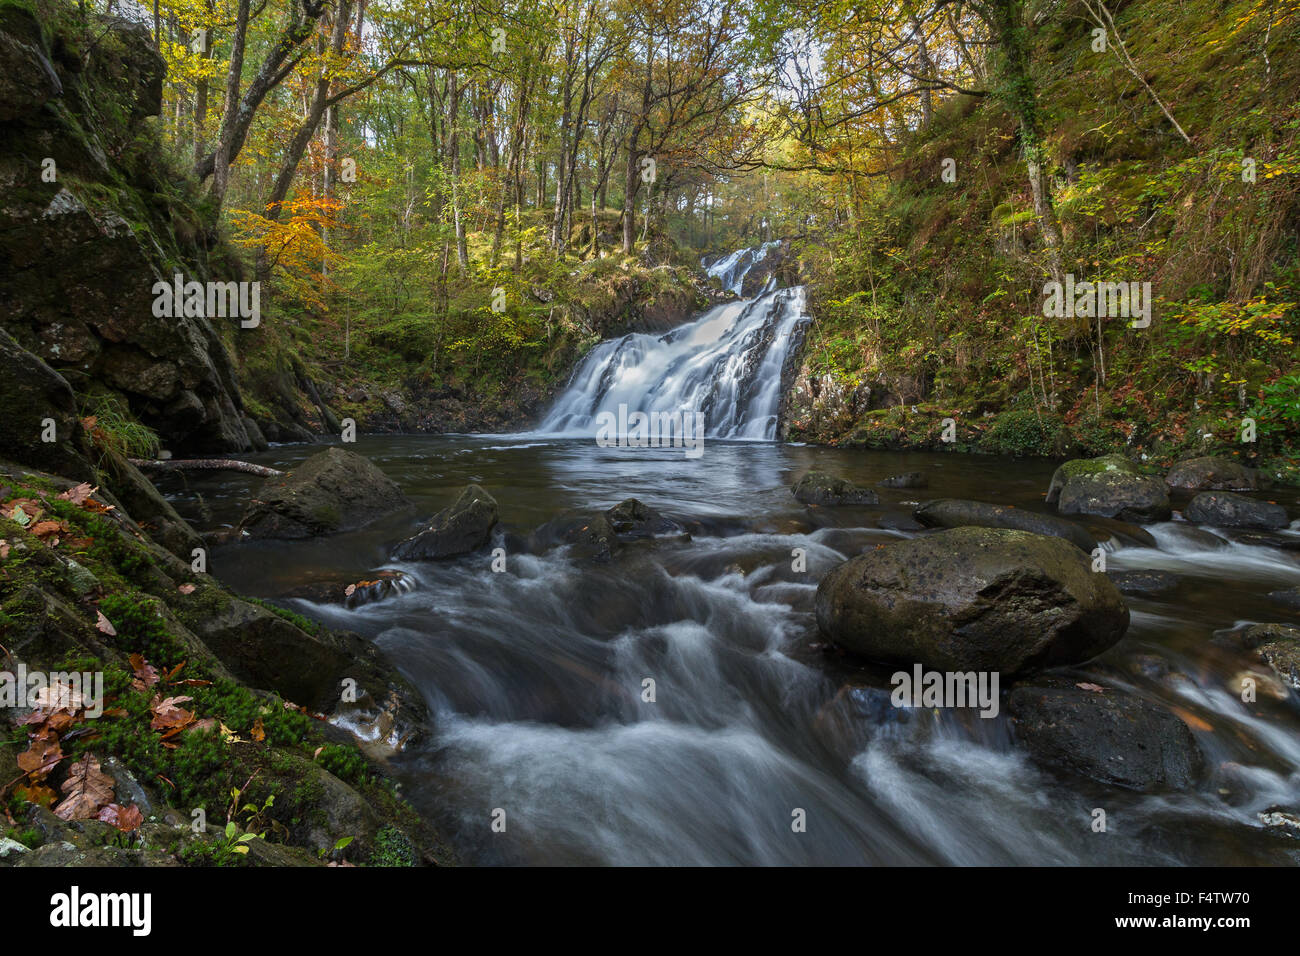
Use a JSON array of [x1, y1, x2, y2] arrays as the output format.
[[879, 472, 928, 489], [1222, 529, 1300, 551], [814, 527, 1129, 675], [240, 448, 407, 540], [606, 498, 682, 537], [178, 591, 427, 735], [1106, 569, 1181, 597], [0, 329, 96, 480], [1258, 807, 1300, 837], [0, 7, 62, 122], [392, 484, 498, 560], [284, 570, 418, 609], [1166, 456, 1257, 492], [1079, 515, 1158, 548], [1241, 623, 1300, 648], [792, 470, 879, 506], [913, 498, 1096, 552], [1268, 587, 1300, 610], [1008, 677, 1204, 792], [1047, 454, 1171, 523], [1170, 524, 1232, 549], [877, 511, 924, 532], [1249, 626, 1300, 689], [1184, 491, 1288, 530], [528, 511, 619, 562]]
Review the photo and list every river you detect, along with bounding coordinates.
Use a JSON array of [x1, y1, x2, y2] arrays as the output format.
[[150, 246, 1300, 865]]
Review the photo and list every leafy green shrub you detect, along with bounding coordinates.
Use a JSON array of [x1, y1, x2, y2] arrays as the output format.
[[1251, 372, 1300, 449], [980, 409, 1069, 457]]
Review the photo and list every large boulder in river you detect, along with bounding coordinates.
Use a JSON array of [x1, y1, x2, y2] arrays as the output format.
[[1184, 491, 1288, 530], [392, 484, 499, 560], [1046, 454, 1171, 522], [792, 470, 879, 506], [1008, 678, 1204, 792], [914, 499, 1095, 552], [814, 527, 1129, 675], [240, 447, 407, 539], [1166, 456, 1257, 492]]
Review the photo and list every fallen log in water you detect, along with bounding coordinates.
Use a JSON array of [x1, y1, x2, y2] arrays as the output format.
[[129, 458, 284, 478]]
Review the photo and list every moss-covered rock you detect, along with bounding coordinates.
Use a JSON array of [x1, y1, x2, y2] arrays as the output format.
[[1047, 454, 1172, 523], [814, 527, 1129, 675], [239, 447, 408, 540]]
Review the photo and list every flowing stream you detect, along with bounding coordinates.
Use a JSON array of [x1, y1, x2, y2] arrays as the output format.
[[155, 246, 1300, 866]]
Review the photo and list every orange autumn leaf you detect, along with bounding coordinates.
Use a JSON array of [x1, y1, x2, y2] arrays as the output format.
[[54, 754, 116, 821], [96, 803, 144, 833], [1170, 706, 1214, 733]]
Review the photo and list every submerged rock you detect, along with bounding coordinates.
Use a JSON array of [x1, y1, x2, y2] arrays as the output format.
[[792, 470, 879, 506], [392, 484, 498, 560], [1047, 454, 1171, 522], [240, 448, 407, 540], [1268, 587, 1300, 610], [814, 527, 1129, 675], [1184, 491, 1288, 530], [913, 498, 1095, 552], [1165, 456, 1257, 492], [1008, 678, 1204, 792], [879, 472, 928, 489], [1106, 569, 1181, 597]]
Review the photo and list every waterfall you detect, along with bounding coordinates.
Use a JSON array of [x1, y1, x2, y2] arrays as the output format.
[[701, 240, 782, 295], [536, 243, 809, 441]]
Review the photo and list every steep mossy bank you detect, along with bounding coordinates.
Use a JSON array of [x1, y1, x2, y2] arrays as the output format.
[[783, 0, 1300, 482], [0, 0, 259, 454], [0, 455, 454, 867]]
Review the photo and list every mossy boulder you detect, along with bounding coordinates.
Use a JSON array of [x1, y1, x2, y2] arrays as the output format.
[[175, 586, 427, 738], [239, 447, 408, 540], [1184, 491, 1288, 530], [814, 527, 1129, 675], [913, 498, 1096, 552], [1047, 454, 1171, 522], [1166, 456, 1257, 492]]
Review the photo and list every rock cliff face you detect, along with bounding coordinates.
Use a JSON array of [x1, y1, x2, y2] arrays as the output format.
[[0, 2, 259, 455]]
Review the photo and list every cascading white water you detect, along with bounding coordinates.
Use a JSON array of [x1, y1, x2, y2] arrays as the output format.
[[537, 243, 808, 441], [701, 240, 781, 295]]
